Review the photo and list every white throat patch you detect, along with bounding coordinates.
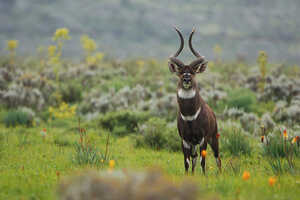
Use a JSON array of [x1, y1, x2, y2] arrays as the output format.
[[178, 88, 196, 99]]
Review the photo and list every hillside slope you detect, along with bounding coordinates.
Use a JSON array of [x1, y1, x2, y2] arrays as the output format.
[[1, 0, 300, 62]]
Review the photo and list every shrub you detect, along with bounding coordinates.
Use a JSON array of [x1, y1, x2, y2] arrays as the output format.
[[220, 123, 251, 156], [239, 113, 259, 134], [227, 88, 257, 112], [135, 118, 180, 152], [137, 118, 167, 150], [99, 110, 150, 136], [3, 110, 34, 127], [60, 83, 82, 103]]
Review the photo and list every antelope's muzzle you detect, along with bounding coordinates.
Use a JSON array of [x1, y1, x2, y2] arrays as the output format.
[[182, 73, 192, 89]]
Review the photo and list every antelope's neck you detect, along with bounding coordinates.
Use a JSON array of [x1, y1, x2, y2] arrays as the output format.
[[177, 87, 202, 117]]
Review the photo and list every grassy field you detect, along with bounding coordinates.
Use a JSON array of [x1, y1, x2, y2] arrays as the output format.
[[0, 30, 300, 199], [0, 118, 300, 199]]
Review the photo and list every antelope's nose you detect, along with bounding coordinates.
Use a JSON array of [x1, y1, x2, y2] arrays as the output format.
[[183, 73, 191, 82]]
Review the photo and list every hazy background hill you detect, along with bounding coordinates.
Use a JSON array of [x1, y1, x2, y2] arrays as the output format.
[[1, 0, 300, 63]]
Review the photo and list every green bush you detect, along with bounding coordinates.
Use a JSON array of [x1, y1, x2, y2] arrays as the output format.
[[73, 132, 105, 166], [220, 123, 251, 156], [227, 88, 257, 112], [60, 83, 82, 103], [3, 110, 34, 127], [135, 118, 180, 152], [262, 134, 300, 158], [99, 110, 150, 136]]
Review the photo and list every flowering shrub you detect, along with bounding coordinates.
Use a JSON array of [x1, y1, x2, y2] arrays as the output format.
[[48, 28, 71, 71], [48, 102, 76, 119], [80, 35, 104, 66]]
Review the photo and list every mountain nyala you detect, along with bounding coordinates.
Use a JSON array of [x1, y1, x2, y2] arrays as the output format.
[[168, 28, 221, 174]]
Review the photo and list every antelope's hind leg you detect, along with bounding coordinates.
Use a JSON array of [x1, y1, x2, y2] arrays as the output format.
[[199, 141, 207, 175], [209, 137, 222, 172]]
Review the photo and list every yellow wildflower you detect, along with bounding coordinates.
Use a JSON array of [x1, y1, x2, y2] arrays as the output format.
[[53, 28, 71, 41], [7, 40, 19, 51], [136, 60, 145, 68], [48, 45, 57, 57], [81, 35, 97, 53], [48, 106, 54, 113], [86, 56, 97, 65], [95, 52, 104, 62], [109, 160, 115, 169]]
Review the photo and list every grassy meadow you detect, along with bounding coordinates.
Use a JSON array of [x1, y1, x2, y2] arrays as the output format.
[[0, 30, 300, 199]]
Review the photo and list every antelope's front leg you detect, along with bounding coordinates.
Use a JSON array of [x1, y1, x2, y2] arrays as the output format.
[[191, 145, 198, 174], [182, 140, 191, 174]]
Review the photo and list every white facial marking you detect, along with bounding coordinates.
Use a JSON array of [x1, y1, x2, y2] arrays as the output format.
[[183, 140, 191, 149], [180, 107, 201, 121], [178, 88, 196, 99]]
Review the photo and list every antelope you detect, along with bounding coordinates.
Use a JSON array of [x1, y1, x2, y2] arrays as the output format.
[[168, 28, 221, 174]]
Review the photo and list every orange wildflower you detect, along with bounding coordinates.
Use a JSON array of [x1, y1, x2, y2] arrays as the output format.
[[261, 135, 265, 143], [268, 177, 276, 186], [283, 129, 288, 139], [109, 160, 115, 169], [216, 133, 220, 139], [201, 150, 207, 158], [292, 136, 300, 144], [242, 171, 250, 181], [40, 128, 47, 137]]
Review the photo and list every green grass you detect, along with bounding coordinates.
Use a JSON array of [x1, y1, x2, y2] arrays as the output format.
[[0, 119, 300, 200]]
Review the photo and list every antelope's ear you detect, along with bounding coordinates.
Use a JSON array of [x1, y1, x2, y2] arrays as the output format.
[[190, 59, 208, 73], [168, 57, 184, 73], [168, 61, 177, 73]]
